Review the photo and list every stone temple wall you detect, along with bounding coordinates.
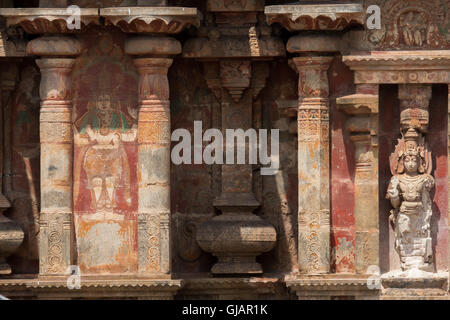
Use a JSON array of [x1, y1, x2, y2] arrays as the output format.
[[0, 0, 449, 299]]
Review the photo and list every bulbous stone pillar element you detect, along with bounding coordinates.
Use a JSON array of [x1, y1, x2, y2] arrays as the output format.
[[386, 84, 434, 273], [0, 65, 24, 274], [27, 36, 81, 276], [182, 0, 282, 275], [125, 36, 180, 276], [292, 56, 333, 274], [195, 61, 277, 275]]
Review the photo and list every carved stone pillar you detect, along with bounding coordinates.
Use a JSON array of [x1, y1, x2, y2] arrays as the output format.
[[27, 36, 80, 276], [0, 63, 24, 275], [337, 84, 379, 274], [125, 36, 180, 276], [291, 56, 333, 274], [183, 0, 283, 275], [195, 60, 277, 275], [286, 33, 340, 275]]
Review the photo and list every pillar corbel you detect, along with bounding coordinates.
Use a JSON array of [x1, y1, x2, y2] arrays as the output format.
[[125, 36, 181, 276], [337, 84, 379, 274], [27, 36, 80, 276], [287, 34, 340, 274]]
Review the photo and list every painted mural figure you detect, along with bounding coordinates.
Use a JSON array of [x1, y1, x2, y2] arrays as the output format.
[[74, 92, 137, 219], [386, 128, 434, 273]]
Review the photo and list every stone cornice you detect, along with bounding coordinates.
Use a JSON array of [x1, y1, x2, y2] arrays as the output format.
[[0, 7, 201, 35], [0, 8, 99, 34], [264, 3, 364, 31], [100, 7, 202, 34], [343, 51, 450, 84]]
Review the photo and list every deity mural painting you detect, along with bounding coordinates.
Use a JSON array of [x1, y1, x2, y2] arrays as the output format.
[[74, 85, 137, 219], [72, 33, 139, 274]]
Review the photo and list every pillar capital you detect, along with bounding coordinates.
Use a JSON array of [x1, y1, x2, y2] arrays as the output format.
[[27, 36, 81, 57], [292, 56, 333, 105]]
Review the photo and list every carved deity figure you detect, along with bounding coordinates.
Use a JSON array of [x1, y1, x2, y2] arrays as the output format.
[[386, 128, 434, 272], [74, 92, 137, 216]]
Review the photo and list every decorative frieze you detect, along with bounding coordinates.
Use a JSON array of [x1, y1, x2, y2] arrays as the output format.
[[366, 0, 449, 50]]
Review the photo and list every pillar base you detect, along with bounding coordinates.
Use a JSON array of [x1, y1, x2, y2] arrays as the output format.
[[196, 193, 277, 275]]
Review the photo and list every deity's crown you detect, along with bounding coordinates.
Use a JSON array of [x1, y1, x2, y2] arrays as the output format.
[[403, 128, 420, 157]]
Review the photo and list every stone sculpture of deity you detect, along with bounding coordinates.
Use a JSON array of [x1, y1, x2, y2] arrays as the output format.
[[386, 128, 434, 272]]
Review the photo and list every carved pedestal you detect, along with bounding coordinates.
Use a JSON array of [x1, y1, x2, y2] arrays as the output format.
[[126, 36, 180, 276], [27, 36, 80, 276]]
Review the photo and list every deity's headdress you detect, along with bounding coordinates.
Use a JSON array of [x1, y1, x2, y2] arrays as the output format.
[[389, 128, 432, 175]]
